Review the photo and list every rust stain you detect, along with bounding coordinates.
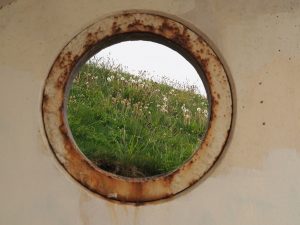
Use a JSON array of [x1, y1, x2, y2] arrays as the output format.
[[83, 32, 99, 52], [42, 12, 233, 203], [127, 19, 142, 30], [133, 207, 140, 225], [0, 0, 16, 10], [112, 21, 122, 33], [79, 192, 91, 225], [42, 93, 49, 106], [106, 202, 120, 225]]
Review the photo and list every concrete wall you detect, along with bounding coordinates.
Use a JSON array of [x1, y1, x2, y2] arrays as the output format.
[[1, 0, 300, 224]]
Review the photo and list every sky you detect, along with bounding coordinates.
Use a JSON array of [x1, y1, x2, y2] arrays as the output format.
[[93, 40, 206, 96]]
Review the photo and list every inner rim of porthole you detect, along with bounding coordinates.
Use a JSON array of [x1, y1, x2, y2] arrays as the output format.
[[64, 32, 212, 179]]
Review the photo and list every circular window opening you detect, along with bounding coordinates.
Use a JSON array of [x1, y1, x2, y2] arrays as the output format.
[[42, 13, 232, 203], [66, 39, 209, 178]]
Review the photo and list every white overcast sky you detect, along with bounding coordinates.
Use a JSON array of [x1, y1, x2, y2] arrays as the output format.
[[94, 40, 206, 96]]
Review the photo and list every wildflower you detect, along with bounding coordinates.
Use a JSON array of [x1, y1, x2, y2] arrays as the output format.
[[183, 111, 192, 125], [121, 98, 131, 108], [163, 96, 168, 102], [107, 77, 112, 82], [160, 103, 168, 113], [197, 107, 201, 112], [120, 77, 125, 81], [160, 107, 168, 113], [203, 109, 208, 117], [111, 97, 117, 104]]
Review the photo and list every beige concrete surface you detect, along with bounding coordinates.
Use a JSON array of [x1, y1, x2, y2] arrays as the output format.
[[1, 0, 300, 224]]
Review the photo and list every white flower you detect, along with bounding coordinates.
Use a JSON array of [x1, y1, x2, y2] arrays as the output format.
[[160, 103, 168, 113], [160, 107, 168, 113], [181, 104, 190, 114], [197, 107, 201, 112], [181, 104, 186, 111], [107, 77, 112, 82], [184, 114, 191, 119], [120, 77, 125, 81], [163, 96, 168, 102]]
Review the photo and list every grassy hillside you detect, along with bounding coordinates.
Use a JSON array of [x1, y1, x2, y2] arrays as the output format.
[[67, 59, 209, 178]]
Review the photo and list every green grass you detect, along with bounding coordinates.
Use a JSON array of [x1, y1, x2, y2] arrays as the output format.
[[67, 59, 209, 178]]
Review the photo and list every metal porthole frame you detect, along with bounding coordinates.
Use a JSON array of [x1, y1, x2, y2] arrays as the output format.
[[42, 12, 232, 203]]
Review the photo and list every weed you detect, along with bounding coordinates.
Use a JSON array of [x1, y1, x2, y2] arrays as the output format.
[[67, 58, 209, 177]]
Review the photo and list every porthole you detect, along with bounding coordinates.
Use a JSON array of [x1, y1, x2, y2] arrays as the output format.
[[42, 12, 232, 203]]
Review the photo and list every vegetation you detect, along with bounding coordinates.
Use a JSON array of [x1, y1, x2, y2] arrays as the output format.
[[67, 58, 209, 178]]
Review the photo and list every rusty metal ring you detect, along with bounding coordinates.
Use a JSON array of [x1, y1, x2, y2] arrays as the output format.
[[42, 12, 232, 203]]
